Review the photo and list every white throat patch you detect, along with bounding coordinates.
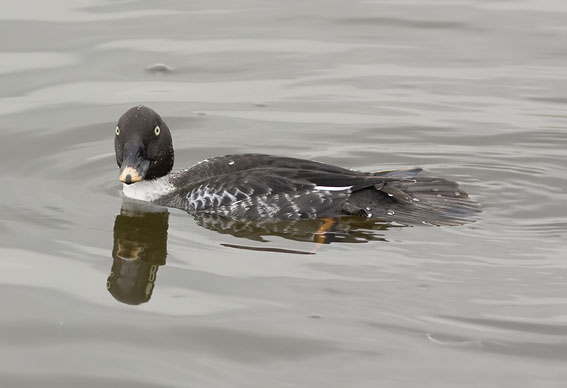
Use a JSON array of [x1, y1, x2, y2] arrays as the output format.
[[122, 175, 174, 202]]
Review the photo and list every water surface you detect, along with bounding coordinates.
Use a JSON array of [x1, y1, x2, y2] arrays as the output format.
[[0, 0, 565, 387]]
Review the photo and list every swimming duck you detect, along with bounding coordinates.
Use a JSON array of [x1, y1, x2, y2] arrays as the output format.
[[115, 106, 479, 225]]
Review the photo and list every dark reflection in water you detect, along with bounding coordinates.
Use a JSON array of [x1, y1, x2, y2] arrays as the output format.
[[107, 201, 396, 305], [193, 214, 391, 244], [107, 202, 169, 305]]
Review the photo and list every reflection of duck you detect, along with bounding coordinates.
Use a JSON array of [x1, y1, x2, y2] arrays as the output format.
[[193, 214, 389, 244], [114, 105, 479, 226], [107, 202, 168, 305], [106, 200, 395, 305]]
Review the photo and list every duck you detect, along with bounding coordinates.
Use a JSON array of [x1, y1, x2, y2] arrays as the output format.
[[115, 105, 479, 226]]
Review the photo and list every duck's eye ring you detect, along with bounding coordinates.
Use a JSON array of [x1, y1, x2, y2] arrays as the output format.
[[154, 125, 160, 136], [115, 126, 120, 136]]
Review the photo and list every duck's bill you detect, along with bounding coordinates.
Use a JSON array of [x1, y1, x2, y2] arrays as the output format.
[[119, 146, 151, 184], [119, 166, 144, 184]]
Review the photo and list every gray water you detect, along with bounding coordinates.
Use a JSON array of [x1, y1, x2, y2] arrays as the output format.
[[1, 0, 566, 387]]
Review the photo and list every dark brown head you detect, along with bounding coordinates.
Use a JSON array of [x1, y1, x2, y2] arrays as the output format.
[[115, 106, 174, 184]]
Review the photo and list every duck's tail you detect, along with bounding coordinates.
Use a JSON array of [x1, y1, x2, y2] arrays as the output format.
[[344, 174, 480, 226]]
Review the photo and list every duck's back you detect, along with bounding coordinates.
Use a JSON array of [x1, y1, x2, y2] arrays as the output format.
[[155, 154, 479, 225]]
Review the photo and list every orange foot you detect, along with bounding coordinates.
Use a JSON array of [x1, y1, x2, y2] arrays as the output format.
[[314, 217, 336, 245]]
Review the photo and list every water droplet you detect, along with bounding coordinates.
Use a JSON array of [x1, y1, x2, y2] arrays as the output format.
[[365, 207, 371, 211], [366, 212, 372, 217], [431, 188, 439, 192], [454, 191, 460, 196], [436, 194, 442, 198], [387, 210, 395, 216], [412, 197, 420, 202], [228, 160, 235, 165], [387, 193, 394, 197]]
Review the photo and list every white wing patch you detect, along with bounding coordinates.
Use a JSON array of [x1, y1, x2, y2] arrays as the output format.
[[314, 185, 352, 192]]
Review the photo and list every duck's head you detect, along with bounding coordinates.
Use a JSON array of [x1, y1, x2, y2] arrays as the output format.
[[115, 106, 174, 184]]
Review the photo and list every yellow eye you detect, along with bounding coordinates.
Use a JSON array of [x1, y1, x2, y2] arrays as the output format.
[[115, 126, 120, 136], [154, 125, 160, 136]]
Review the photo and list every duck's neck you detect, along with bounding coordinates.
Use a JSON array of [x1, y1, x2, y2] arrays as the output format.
[[122, 174, 174, 202]]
